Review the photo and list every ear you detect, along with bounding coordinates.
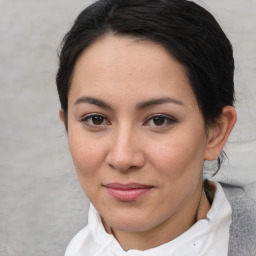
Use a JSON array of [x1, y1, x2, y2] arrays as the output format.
[[59, 109, 65, 122], [59, 109, 68, 131], [204, 106, 237, 161]]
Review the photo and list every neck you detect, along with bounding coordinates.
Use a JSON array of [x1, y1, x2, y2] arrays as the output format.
[[103, 180, 210, 251]]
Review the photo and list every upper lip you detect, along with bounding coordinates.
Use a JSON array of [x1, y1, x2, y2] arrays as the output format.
[[103, 183, 154, 190]]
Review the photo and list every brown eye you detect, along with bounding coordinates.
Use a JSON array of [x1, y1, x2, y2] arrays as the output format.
[[81, 114, 110, 126], [91, 115, 104, 125], [144, 114, 177, 127], [153, 116, 165, 126]]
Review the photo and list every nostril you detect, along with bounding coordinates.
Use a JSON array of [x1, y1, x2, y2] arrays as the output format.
[[106, 151, 145, 172], [108, 163, 115, 169]]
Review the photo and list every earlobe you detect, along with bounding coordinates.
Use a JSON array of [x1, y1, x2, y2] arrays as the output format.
[[204, 106, 237, 161], [59, 109, 65, 122], [59, 109, 68, 132]]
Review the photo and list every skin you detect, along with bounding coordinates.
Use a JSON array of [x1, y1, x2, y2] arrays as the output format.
[[60, 35, 237, 250]]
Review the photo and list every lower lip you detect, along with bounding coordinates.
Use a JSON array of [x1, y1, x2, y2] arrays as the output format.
[[105, 187, 152, 201]]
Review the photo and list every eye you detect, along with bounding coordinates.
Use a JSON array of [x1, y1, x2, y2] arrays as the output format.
[[80, 114, 110, 126], [144, 114, 177, 127]]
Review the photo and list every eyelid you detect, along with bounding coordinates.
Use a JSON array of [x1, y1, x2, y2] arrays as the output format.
[[79, 113, 176, 127], [80, 113, 111, 126], [143, 114, 177, 126]]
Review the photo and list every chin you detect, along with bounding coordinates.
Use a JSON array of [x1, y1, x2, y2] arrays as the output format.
[[112, 221, 152, 233], [102, 211, 158, 233]]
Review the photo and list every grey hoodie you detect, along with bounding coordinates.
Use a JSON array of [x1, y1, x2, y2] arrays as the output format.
[[222, 184, 256, 256]]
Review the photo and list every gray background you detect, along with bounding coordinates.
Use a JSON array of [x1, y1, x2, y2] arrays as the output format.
[[0, 1, 255, 255]]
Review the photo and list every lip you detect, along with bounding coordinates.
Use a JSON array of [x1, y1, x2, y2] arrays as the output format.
[[103, 183, 154, 201]]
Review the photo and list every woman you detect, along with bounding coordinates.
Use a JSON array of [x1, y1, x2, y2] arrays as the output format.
[[56, 0, 256, 255]]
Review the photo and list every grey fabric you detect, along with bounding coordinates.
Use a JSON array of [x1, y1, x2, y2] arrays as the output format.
[[222, 184, 256, 256]]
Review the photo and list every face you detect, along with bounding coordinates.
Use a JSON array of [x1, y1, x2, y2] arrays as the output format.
[[66, 35, 212, 234]]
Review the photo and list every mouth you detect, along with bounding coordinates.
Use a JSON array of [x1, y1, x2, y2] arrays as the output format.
[[103, 183, 154, 201]]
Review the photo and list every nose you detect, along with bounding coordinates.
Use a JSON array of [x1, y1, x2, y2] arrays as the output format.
[[106, 125, 145, 172]]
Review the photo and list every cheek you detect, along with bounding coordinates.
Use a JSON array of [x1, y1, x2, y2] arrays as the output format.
[[148, 133, 206, 179], [68, 130, 106, 176], [68, 132, 109, 200]]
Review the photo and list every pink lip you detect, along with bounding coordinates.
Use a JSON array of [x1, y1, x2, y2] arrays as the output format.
[[103, 183, 154, 201]]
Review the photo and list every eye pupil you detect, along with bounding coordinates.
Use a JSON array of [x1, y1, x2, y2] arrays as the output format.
[[92, 116, 104, 125], [153, 116, 165, 126]]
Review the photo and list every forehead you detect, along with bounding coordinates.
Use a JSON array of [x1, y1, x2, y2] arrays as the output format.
[[74, 35, 182, 76], [69, 35, 197, 109]]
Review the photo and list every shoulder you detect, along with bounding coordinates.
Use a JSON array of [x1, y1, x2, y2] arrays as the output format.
[[221, 183, 256, 256]]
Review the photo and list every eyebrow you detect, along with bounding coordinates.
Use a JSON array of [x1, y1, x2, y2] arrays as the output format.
[[136, 97, 184, 110], [73, 96, 184, 110], [73, 96, 112, 109]]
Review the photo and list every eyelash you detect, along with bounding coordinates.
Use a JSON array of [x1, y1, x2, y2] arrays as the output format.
[[144, 114, 177, 127], [80, 113, 110, 127], [80, 113, 177, 128]]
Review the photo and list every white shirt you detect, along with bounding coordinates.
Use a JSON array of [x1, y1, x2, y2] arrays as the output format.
[[65, 181, 232, 256]]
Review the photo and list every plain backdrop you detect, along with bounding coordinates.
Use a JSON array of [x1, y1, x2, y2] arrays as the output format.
[[0, 0, 255, 255]]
